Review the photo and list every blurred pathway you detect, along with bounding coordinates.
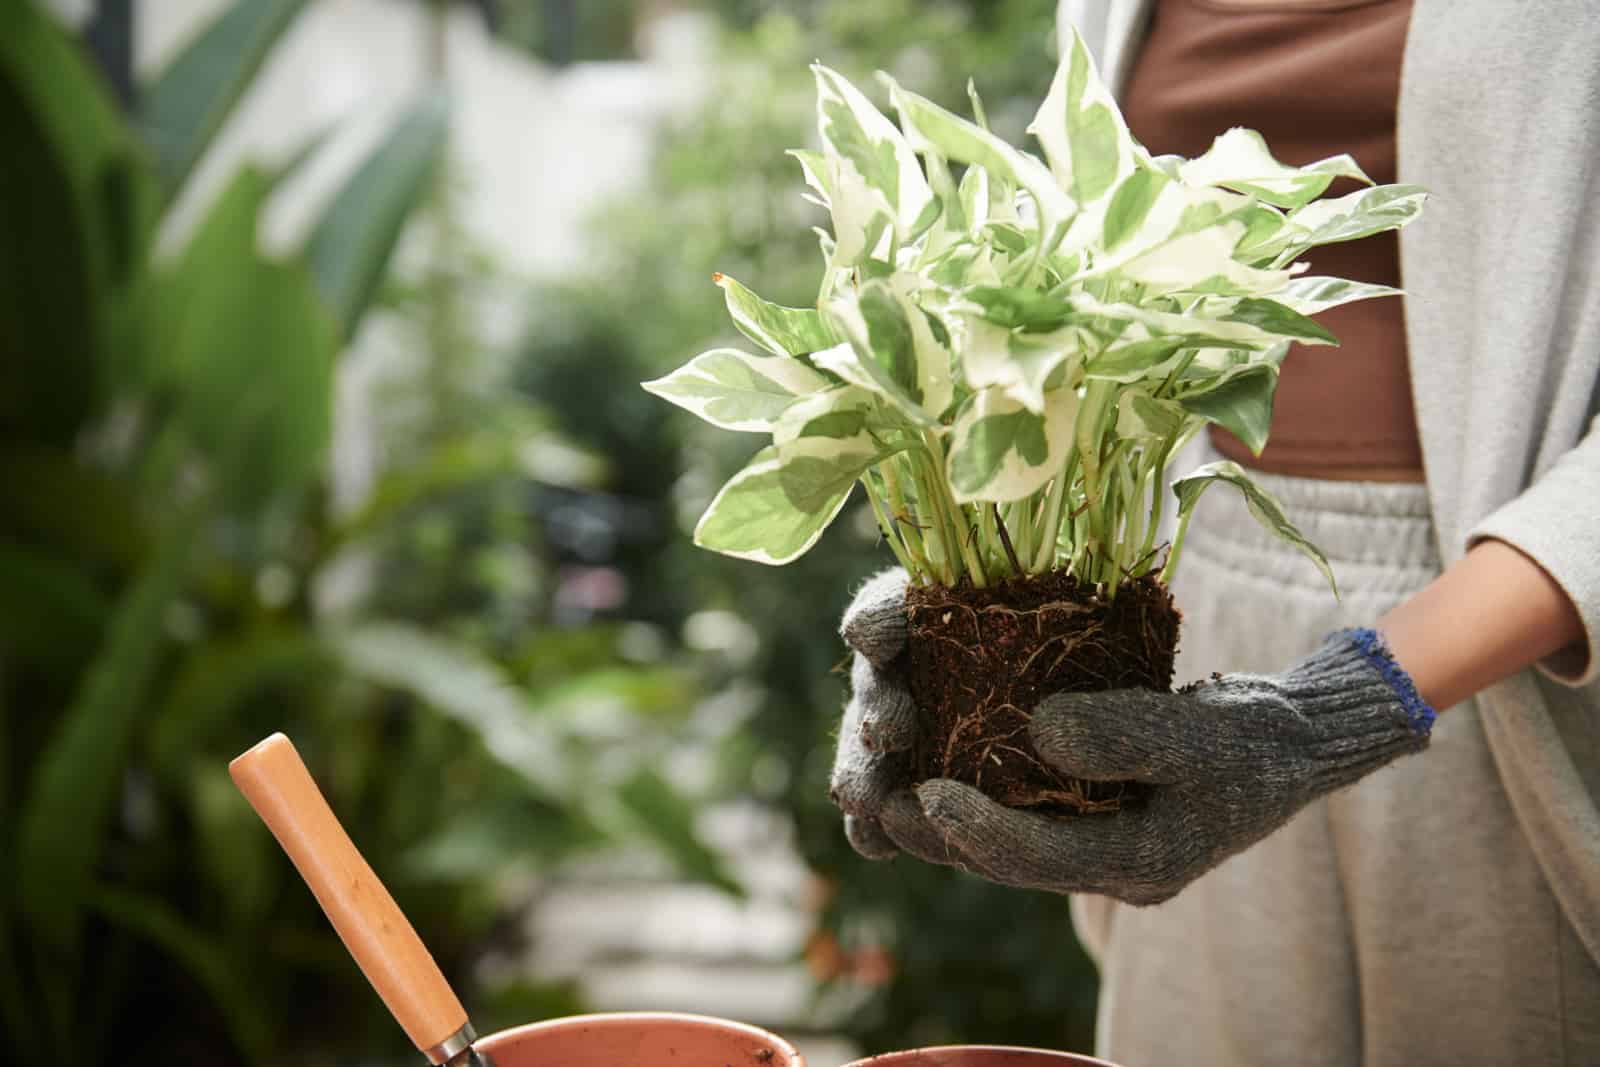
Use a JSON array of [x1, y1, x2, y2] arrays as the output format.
[[522, 800, 861, 1067]]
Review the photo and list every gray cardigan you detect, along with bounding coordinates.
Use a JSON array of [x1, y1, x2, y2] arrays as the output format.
[[1059, 0, 1600, 965]]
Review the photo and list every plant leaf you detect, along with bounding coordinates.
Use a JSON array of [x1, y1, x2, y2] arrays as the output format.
[[1101, 167, 1169, 250], [956, 312, 1082, 414], [1179, 127, 1371, 209], [1178, 364, 1278, 455], [1028, 24, 1137, 207], [305, 90, 449, 341], [713, 273, 833, 356], [153, 166, 339, 506], [1272, 275, 1403, 316], [1224, 297, 1337, 344], [947, 388, 1078, 503], [693, 447, 862, 564], [812, 64, 933, 238], [0, 0, 154, 444], [820, 279, 952, 424], [642, 348, 828, 433], [331, 622, 575, 798], [887, 80, 1075, 242], [138, 0, 310, 199], [1172, 459, 1336, 594], [1272, 183, 1429, 262]]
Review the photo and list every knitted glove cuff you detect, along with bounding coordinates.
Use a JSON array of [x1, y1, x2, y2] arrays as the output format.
[[1275, 628, 1437, 794]]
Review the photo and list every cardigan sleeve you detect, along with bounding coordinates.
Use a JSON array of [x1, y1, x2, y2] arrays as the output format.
[[1467, 413, 1600, 686]]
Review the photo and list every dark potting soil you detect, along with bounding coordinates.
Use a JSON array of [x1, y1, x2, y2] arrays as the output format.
[[905, 570, 1181, 812]]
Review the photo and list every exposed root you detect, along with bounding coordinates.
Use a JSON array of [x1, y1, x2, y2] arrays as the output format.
[[906, 571, 1181, 814]]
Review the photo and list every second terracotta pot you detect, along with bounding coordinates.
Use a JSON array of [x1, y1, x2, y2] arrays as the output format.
[[844, 1045, 1118, 1067]]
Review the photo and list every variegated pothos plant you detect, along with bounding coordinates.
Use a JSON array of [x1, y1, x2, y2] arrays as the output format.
[[645, 24, 1426, 594]]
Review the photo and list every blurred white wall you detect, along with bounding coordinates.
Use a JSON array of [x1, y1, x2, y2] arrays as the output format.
[[135, 0, 712, 278], [121, 0, 712, 518]]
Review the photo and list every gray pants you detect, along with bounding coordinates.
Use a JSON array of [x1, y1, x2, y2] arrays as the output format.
[[1071, 460, 1600, 1065]]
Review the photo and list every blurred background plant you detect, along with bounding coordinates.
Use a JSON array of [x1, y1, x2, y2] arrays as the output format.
[[1, 0, 1098, 1064]]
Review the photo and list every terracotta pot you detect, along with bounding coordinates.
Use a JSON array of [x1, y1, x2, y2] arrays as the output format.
[[476, 1011, 804, 1067], [844, 1046, 1118, 1067]]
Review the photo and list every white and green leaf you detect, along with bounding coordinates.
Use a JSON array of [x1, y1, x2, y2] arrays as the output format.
[[693, 446, 866, 565], [1179, 127, 1371, 209], [1028, 24, 1137, 209], [1172, 460, 1336, 593], [1273, 275, 1403, 316], [947, 387, 1078, 503], [887, 79, 1076, 242], [812, 64, 934, 239], [642, 348, 828, 432], [1269, 183, 1428, 264], [955, 310, 1083, 413], [820, 278, 953, 423], [713, 273, 834, 356]]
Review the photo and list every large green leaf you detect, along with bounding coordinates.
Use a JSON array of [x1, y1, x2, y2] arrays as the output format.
[[148, 628, 330, 781], [15, 473, 207, 1033], [0, 445, 147, 568], [1178, 363, 1278, 455], [642, 347, 828, 432], [153, 166, 338, 506], [0, 0, 153, 445], [330, 622, 574, 799], [138, 0, 311, 199], [306, 91, 449, 341], [1172, 459, 1336, 594]]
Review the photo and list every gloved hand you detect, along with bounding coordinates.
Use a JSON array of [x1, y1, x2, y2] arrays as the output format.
[[830, 568, 1437, 905]]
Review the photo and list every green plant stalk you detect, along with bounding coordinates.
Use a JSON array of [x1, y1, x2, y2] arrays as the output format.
[[1137, 437, 1176, 566], [879, 459, 936, 581], [863, 477, 919, 578], [918, 441, 986, 587], [1158, 503, 1198, 587], [1075, 380, 1115, 568], [1032, 450, 1078, 573]]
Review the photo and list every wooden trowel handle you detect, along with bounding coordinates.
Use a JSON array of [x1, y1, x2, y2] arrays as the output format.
[[230, 733, 469, 1056]]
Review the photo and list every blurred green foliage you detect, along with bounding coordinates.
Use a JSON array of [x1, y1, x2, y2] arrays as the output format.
[[516, 0, 1102, 1052], [0, 2, 733, 1063]]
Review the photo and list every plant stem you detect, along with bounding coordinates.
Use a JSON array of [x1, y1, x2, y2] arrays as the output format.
[[991, 503, 1023, 575], [1031, 461, 1071, 573], [919, 441, 986, 587], [864, 478, 919, 578], [1158, 506, 1197, 586], [881, 459, 936, 581]]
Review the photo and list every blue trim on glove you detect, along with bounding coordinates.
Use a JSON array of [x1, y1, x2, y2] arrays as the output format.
[[1343, 627, 1437, 736]]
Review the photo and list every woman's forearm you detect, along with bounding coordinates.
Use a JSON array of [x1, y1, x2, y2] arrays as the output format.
[[1376, 538, 1586, 710]]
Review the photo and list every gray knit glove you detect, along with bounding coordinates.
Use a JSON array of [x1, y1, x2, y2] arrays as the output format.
[[830, 569, 1437, 905]]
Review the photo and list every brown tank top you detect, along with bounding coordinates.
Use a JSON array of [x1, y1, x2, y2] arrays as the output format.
[[1122, 0, 1424, 478]]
